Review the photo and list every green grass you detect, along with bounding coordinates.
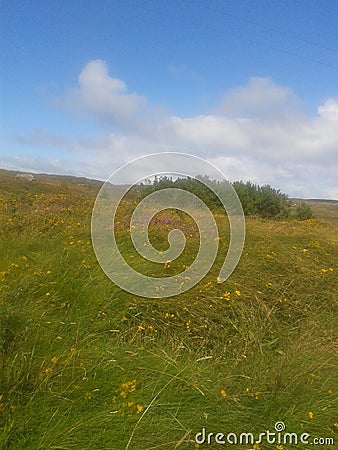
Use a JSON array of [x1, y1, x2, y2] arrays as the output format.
[[0, 171, 337, 449]]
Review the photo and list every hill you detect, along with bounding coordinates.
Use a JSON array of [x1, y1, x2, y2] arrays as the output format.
[[0, 169, 337, 449]]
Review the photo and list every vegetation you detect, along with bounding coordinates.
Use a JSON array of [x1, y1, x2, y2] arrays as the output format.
[[0, 170, 337, 449], [141, 176, 297, 219], [294, 201, 314, 221]]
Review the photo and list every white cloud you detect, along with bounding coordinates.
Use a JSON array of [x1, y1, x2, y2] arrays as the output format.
[[318, 98, 338, 120], [57, 60, 147, 130], [5, 62, 338, 199], [217, 77, 300, 119]]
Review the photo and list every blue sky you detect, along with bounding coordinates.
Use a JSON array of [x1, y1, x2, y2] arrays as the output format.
[[1, 0, 337, 198]]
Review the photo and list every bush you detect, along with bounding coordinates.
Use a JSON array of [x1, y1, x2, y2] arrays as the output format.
[[141, 177, 291, 219], [232, 181, 290, 218], [294, 201, 313, 220]]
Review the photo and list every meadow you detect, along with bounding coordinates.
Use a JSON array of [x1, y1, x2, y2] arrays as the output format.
[[0, 169, 337, 449]]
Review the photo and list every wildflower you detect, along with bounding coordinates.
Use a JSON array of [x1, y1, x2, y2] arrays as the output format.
[[235, 290, 241, 296], [136, 404, 143, 414], [51, 356, 58, 364], [46, 270, 51, 274], [164, 260, 171, 268], [301, 248, 308, 253], [223, 291, 231, 299], [308, 372, 316, 380], [328, 389, 332, 395], [310, 241, 320, 248], [137, 325, 145, 332], [120, 380, 136, 392], [308, 411, 314, 419], [220, 389, 227, 398], [265, 282, 273, 288], [334, 423, 338, 429], [46, 292, 51, 297]]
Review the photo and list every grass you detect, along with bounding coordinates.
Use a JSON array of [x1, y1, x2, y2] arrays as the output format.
[[0, 170, 337, 449]]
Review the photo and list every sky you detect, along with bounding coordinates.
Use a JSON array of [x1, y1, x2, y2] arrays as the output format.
[[1, 0, 337, 199]]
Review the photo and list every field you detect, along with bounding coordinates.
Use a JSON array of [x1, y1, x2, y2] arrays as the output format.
[[0, 169, 337, 449]]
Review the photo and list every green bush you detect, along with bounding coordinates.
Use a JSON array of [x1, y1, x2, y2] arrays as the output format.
[[294, 201, 313, 220], [143, 177, 291, 219]]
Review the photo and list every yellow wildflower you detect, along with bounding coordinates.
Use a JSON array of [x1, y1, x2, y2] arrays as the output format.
[[220, 389, 227, 398], [308, 411, 314, 419]]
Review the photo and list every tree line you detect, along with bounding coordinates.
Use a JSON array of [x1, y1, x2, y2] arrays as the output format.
[[138, 175, 313, 220]]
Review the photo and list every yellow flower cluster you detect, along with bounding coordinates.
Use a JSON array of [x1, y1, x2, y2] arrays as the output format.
[[114, 380, 143, 415], [320, 267, 333, 274]]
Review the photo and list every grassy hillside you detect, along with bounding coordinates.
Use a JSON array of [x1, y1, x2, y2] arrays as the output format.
[[0, 170, 337, 449]]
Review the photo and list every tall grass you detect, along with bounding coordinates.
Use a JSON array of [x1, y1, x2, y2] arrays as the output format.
[[0, 174, 337, 449]]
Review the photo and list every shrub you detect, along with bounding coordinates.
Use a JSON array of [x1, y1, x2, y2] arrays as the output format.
[[141, 177, 291, 219], [294, 201, 313, 220]]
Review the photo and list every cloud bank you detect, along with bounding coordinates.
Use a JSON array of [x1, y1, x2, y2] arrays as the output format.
[[5, 59, 338, 199]]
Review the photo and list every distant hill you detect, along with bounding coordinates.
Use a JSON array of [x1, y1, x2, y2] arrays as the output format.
[[0, 168, 103, 196], [292, 198, 338, 228]]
